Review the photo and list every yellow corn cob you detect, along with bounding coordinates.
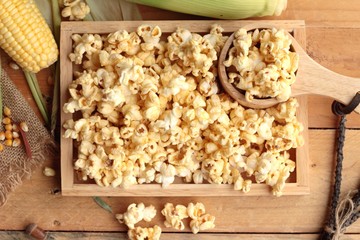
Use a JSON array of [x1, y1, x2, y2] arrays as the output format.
[[0, 0, 58, 73]]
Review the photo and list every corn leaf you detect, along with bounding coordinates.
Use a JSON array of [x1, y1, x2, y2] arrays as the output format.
[[49, 0, 61, 136], [127, 0, 287, 19], [34, 0, 53, 29], [119, 0, 142, 20], [92, 196, 113, 213], [85, 0, 142, 21]]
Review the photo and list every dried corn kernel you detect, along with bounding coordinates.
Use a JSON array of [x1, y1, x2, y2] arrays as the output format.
[[20, 122, 29, 132], [12, 131, 20, 138], [5, 130, 12, 140], [43, 167, 56, 177], [0, 132, 5, 141], [12, 138, 21, 147], [9, 62, 20, 70], [3, 106, 11, 117], [12, 124, 18, 132], [4, 139, 12, 147], [2, 117, 11, 125], [5, 124, 12, 131]]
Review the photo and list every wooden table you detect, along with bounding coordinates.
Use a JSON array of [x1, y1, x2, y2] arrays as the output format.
[[1, 0, 360, 239]]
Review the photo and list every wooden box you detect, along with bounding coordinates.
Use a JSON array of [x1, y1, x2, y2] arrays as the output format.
[[60, 20, 309, 196]]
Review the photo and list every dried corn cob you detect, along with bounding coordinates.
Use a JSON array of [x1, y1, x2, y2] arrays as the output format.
[[0, 0, 59, 73]]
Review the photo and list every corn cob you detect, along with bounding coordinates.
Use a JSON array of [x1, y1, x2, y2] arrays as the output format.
[[128, 0, 287, 19], [0, 0, 58, 73]]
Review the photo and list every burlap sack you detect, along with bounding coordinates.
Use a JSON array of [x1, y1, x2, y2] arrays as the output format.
[[0, 64, 56, 207]]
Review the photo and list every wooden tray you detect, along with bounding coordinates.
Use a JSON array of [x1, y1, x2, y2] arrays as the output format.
[[60, 20, 309, 196]]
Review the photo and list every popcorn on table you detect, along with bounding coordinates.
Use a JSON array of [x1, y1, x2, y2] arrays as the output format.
[[63, 24, 304, 196], [117, 202, 215, 239]]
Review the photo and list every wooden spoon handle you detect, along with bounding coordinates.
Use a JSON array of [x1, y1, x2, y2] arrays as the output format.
[[291, 37, 360, 114]]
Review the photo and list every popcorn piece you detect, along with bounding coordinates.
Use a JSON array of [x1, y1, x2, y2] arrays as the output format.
[[128, 225, 161, 240], [116, 203, 156, 229], [62, 0, 90, 21], [155, 163, 176, 188], [189, 213, 216, 234], [224, 28, 298, 102], [161, 203, 188, 230], [69, 34, 102, 64], [137, 25, 162, 51], [187, 202, 206, 219], [187, 202, 216, 234]]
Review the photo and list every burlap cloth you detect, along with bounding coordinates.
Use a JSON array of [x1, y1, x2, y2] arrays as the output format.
[[0, 63, 56, 207]]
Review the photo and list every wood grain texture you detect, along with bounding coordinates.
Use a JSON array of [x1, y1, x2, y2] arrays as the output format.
[[60, 20, 309, 197], [0, 130, 358, 233], [137, 0, 360, 25], [0, 0, 360, 237], [0, 231, 359, 240]]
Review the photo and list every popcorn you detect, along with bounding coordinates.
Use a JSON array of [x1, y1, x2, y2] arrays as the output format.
[[128, 225, 161, 240], [161, 203, 188, 230], [189, 213, 216, 234], [63, 24, 304, 196], [160, 202, 215, 234], [69, 34, 102, 65], [224, 28, 299, 102], [117, 201, 215, 239], [61, 0, 90, 21], [187, 202, 216, 234], [116, 203, 157, 229], [155, 162, 176, 187]]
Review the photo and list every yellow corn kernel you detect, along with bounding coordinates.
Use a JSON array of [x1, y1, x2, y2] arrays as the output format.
[[5, 130, 12, 140], [0, 0, 59, 73], [12, 138, 21, 147], [5, 124, 12, 131], [0, 131, 5, 141], [3, 106, 11, 116], [4, 139, 12, 147], [0, 143, 4, 152], [20, 121, 29, 132], [2, 117, 11, 125]]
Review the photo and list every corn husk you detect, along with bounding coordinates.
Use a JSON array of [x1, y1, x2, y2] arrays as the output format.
[[127, 0, 287, 19], [34, 0, 142, 24], [34, 0, 53, 28], [85, 0, 142, 21]]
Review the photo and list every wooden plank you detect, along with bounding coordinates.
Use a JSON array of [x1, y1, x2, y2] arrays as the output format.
[[136, 3, 360, 129], [60, 20, 305, 33], [3, 26, 360, 130], [0, 130, 358, 233], [0, 231, 359, 240], [60, 20, 309, 197], [137, 0, 360, 25], [306, 27, 360, 128], [59, 19, 75, 195], [0, 0, 359, 236]]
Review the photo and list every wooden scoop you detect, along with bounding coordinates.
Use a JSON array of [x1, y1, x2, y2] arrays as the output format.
[[218, 24, 360, 114]]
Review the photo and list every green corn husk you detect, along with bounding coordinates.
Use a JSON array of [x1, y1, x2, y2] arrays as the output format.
[[85, 0, 142, 21], [127, 0, 287, 19]]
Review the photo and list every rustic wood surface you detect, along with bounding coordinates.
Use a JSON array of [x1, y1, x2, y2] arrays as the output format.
[[0, 232, 359, 240], [1, 0, 360, 239], [60, 20, 309, 197]]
